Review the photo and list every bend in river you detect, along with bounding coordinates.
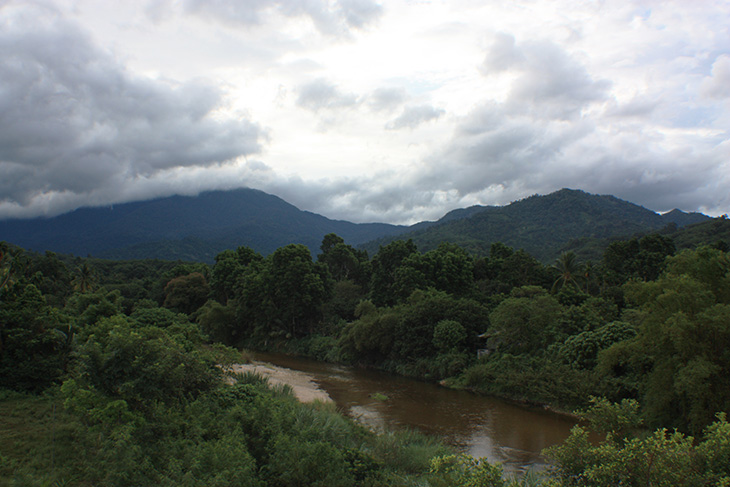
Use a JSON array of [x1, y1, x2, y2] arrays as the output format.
[[252, 352, 580, 475]]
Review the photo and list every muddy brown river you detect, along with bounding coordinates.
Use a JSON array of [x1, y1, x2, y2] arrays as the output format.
[[252, 352, 580, 474]]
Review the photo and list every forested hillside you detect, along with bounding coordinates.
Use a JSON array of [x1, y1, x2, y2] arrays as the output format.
[[561, 214, 730, 263], [0, 188, 709, 265], [1, 222, 729, 485], [0, 188, 405, 262], [362, 189, 710, 262]]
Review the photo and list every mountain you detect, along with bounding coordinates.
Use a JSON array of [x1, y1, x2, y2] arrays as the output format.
[[660, 208, 711, 227], [0, 188, 405, 262], [360, 189, 711, 262], [0, 187, 712, 263]]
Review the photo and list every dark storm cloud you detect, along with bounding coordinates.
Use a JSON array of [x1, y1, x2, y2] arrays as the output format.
[[0, 11, 264, 210], [386, 105, 445, 130], [177, 0, 382, 35], [296, 79, 360, 111]]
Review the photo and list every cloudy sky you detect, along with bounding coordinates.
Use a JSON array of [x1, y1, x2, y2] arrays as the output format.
[[1, 0, 729, 224]]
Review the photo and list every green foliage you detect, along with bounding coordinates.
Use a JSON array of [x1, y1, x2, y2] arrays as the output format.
[[0, 393, 88, 485], [0, 244, 15, 293], [163, 271, 211, 315], [323, 279, 366, 322], [546, 403, 730, 487], [318, 233, 370, 286], [433, 319, 467, 353], [73, 316, 220, 411], [419, 243, 475, 297], [599, 247, 730, 433], [603, 234, 675, 284], [559, 321, 635, 370], [209, 246, 263, 303], [0, 283, 73, 391], [237, 244, 331, 339], [26, 251, 74, 306], [370, 239, 420, 306], [130, 305, 191, 328], [65, 288, 123, 328], [341, 289, 488, 379], [577, 396, 643, 439], [552, 251, 582, 292], [665, 216, 730, 252], [71, 262, 97, 293], [460, 353, 595, 408], [488, 287, 562, 354], [371, 428, 451, 475], [430, 453, 506, 487], [263, 435, 353, 487], [196, 299, 238, 344], [475, 245, 553, 295], [2, 229, 728, 486]]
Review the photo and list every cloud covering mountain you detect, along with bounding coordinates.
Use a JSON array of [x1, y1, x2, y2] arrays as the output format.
[[0, 1, 728, 224]]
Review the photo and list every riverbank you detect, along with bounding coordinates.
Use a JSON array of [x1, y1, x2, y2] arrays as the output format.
[[228, 361, 333, 403], [246, 350, 580, 473]]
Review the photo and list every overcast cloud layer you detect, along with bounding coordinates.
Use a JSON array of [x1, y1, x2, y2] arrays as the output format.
[[1, 0, 728, 224]]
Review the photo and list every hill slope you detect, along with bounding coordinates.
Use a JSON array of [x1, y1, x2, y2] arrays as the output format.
[[361, 189, 710, 262], [0, 187, 711, 263], [0, 188, 405, 261]]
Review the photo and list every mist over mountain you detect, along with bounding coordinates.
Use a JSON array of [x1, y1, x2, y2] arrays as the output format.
[[0, 188, 405, 262], [0, 187, 710, 263]]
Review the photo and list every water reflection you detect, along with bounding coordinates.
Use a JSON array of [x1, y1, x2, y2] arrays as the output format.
[[252, 352, 578, 474]]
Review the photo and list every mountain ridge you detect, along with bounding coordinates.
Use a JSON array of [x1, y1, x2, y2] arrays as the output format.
[[360, 188, 710, 262], [0, 188, 405, 261], [0, 187, 711, 263]]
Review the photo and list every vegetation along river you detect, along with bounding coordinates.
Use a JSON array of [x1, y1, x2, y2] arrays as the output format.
[[251, 352, 579, 475]]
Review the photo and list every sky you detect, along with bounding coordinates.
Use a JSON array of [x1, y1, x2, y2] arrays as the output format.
[[1, 0, 729, 224]]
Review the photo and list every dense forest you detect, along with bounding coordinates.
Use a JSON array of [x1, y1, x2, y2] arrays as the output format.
[[1, 224, 729, 485]]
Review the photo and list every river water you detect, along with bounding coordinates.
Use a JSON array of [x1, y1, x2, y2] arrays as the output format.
[[252, 352, 579, 474]]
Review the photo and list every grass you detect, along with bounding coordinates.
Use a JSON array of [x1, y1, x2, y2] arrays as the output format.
[[0, 390, 88, 486], [370, 392, 390, 402]]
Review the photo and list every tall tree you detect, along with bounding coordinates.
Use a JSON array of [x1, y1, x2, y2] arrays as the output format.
[[72, 262, 97, 293], [369, 240, 419, 306], [238, 244, 331, 338], [552, 251, 582, 292], [317, 234, 369, 285]]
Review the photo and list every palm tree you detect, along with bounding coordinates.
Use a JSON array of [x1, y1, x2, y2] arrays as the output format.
[[72, 262, 97, 293], [0, 248, 13, 293], [551, 251, 582, 292]]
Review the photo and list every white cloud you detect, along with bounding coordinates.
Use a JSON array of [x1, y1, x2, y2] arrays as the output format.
[[296, 78, 360, 111], [386, 105, 445, 130], [0, 0, 728, 224], [701, 55, 730, 99], [155, 0, 383, 36], [367, 87, 407, 112]]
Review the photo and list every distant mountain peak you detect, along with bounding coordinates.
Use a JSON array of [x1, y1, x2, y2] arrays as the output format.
[[360, 188, 709, 262]]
